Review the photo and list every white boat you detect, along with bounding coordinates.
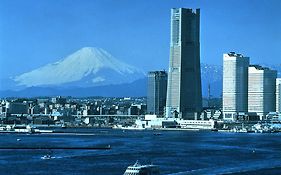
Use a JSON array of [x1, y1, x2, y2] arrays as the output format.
[[41, 154, 56, 160], [123, 161, 160, 175], [61, 123, 67, 128]]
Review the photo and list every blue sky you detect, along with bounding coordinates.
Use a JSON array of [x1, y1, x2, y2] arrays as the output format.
[[0, 0, 281, 79]]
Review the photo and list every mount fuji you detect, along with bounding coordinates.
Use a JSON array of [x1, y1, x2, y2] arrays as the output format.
[[13, 47, 145, 88]]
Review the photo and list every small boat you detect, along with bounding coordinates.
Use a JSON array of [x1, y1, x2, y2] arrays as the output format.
[[123, 161, 160, 175], [61, 124, 67, 128], [153, 133, 162, 136], [41, 154, 55, 160]]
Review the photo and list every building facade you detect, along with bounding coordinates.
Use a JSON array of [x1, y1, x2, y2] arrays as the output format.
[[147, 71, 167, 116], [223, 52, 249, 121], [276, 78, 281, 113], [248, 65, 277, 119], [6, 102, 29, 115], [166, 8, 202, 119]]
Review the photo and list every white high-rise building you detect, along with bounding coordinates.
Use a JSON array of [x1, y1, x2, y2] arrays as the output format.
[[223, 52, 249, 121], [248, 65, 277, 120], [276, 78, 281, 113]]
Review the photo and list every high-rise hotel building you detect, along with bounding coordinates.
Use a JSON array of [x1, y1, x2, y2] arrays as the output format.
[[223, 52, 249, 120], [147, 71, 167, 116], [276, 78, 281, 113], [248, 65, 277, 119], [166, 8, 202, 119]]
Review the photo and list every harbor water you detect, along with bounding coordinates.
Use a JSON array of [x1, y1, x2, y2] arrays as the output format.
[[0, 128, 281, 175]]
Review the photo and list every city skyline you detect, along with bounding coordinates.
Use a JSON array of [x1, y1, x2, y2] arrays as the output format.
[[223, 53, 280, 121], [1, 2, 281, 174], [1, 0, 281, 80]]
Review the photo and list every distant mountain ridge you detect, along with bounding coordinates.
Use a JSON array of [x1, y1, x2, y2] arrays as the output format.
[[0, 45, 280, 98], [0, 78, 147, 98], [13, 47, 145, 88], [1, 63, 224, 98], [201, 63, 222, 97]]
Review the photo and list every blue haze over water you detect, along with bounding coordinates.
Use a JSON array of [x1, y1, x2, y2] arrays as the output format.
[[0, 129, 281, 174]]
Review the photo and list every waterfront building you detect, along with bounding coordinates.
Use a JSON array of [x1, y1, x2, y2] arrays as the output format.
[[177, 119, 215, 129], [223, 52, 249, 121], [135, 115, 164, 129], [200, 109, 222, 120], [6, 102, 29, 115], [128, 104, 146, 115], [147, 71, 167, 116], [166, 8, 202, 119], [51, 96, 66, 104], [248, 65, 277, 120], [135, 115, 215, 130], [276, 78, 281, 113]]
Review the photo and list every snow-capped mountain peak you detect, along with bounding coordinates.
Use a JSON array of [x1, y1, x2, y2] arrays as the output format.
[[14, 47, 145, 87]]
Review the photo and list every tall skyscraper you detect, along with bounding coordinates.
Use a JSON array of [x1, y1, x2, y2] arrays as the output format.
[[248, 65, 277, 119], [166, 8, 202, 119], [276, 78, 281, 113], [223, 52, 249, 121], [147, 71, 167, 116]]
